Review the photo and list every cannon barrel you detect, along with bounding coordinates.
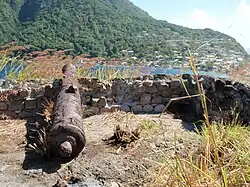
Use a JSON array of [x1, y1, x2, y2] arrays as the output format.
[[47, 63, 86, 160]]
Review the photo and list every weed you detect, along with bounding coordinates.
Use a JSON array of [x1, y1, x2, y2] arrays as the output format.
[[140, 119, 160, 135], [76, 64, 142, 81], [105, 124, 140, 148], [153, 50, 250, 187]]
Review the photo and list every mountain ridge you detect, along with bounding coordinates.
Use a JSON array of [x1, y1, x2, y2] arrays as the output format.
[[0, 0, 247, 58]]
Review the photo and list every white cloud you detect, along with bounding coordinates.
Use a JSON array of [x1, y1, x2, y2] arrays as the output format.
[[227, 0, 250, 49], [172, 0, 250, 49], [172, 9, 220, 31], [189, 9, 220, 30]]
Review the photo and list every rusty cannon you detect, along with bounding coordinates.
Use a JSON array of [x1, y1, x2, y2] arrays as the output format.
[[46, 63, 86, 161]]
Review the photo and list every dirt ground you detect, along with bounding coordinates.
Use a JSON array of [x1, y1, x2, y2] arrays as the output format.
[[0, 112, 201, 187]]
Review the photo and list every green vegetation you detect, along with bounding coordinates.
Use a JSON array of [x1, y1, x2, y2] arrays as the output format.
[[151, 121, 250, 186], [77, 64, 142, 81], [0, 52, 28, 80], [151, 52, 250, 187], [0, 0, 246, 58], [0, 52, 142, 80]]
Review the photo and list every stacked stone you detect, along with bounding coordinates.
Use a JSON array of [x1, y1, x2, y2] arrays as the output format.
[[1, 74, 250, 123], [0, 84, 57, 119]]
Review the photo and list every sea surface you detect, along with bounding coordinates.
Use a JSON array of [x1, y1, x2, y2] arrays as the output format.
[[0, 63, 229, 79], [91, 64, 229, 79]]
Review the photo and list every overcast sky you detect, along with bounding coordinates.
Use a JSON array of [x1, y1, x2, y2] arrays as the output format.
[[130, 0, 250, 50]]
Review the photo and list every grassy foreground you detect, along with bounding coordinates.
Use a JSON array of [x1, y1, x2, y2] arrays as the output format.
[[149, 122, 250, 187], [149, 52, 250, 187], [1, 50, 250, 186]]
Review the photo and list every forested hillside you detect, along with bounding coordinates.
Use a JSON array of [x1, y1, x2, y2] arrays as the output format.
[[0, 0, 247, 58]]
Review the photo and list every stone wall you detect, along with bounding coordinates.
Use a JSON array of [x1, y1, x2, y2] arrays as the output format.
[[0, 75, 250, 123]]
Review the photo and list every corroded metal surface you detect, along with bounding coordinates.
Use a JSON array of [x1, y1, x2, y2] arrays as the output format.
[[47, 63, 86, 160]]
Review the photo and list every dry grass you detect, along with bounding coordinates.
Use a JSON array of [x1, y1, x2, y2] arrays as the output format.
[[0, 120, 27, 153], [103, 111, 138, 125], [148, 122, 250, 187], [148, 52, 250, 187], [104, 124, 140, 147], [39, 97, 55, 122], [27, 98, 55, 157], [102, 111, 161, 148], [102, 112, 141, 147]]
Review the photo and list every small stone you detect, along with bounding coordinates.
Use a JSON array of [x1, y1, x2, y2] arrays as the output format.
[[140, 93, 152, 105], [121, 104, 130, 112], [143, 105, 154, 113], [172, 94, 180, 98], [124, 101, 137, 107], [225, 80, 232, 85], [7, 92, 19, 101], [81, 95, 88, 105], [91, 98, 99, 107], [136, 85, 146, 93], [100, 107, 112, 113], [234, 99, 244, 112], [182, 74, 191, 80], [154, 104, 165, 113], [215, 79, 226, 91], [97, 97, 107, 107], [22, 169, 43, 176], [151, 95, 162, 104], [170, 79, 181, 89], [153, 80, 165, 87], [89, 107, 100, 115], [119, 82, 128, 90], [25, 99, 37, 109], [157, 82, 169, 92], [143, 79, 153, 87], [106, 98, 114, 106], [142, 75, 154, 80], [161, 88, 172, 97], [132, 105, 143, 113], [19, 110, 37, 119], [8, 100, 24, 111], [19, 89, 29, 99], [154, 74, 167, 80], [30, 88, 44, 98], [0, 102, 8, 110], [133, 80, 143, 87], [52, 79, 62, 88], [111, 105, 121, 112], [162, 97, 170, 104], [115, 95, 124, 104], [1, 80, 14, 89], [5, 111, 18, 119], [233, 93, 241, 99], [223, 85, 237, 96], [36, 97, 44, 109], [44, 85, 56, 98], [146, 85, 158, 93], [68, 178, 102, 187], [218, 92, 225, 100]]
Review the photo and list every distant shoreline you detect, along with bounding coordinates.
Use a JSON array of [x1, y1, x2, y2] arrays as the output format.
[[91, 64, 229, 79]]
